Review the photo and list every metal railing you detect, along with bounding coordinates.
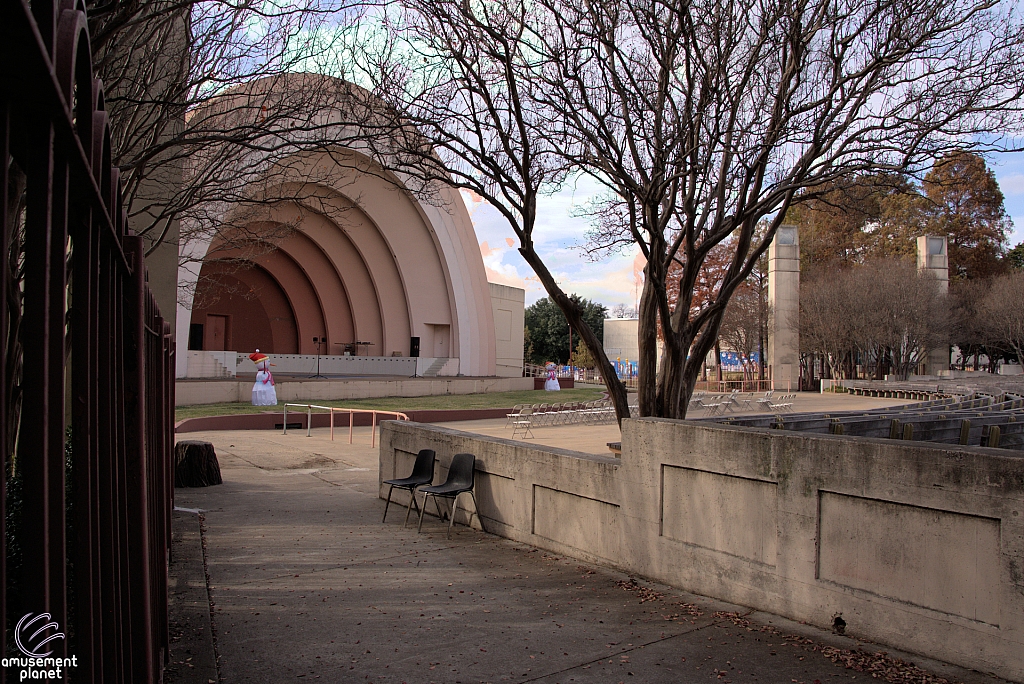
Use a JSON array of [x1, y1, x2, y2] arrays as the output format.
[[1, 2, 175, 681], [282, 404, 410, 446], [693, 379, 776, 393]]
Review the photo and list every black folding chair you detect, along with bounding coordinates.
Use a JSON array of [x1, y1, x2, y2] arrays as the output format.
[[381, 449, 436, 527], [417, 453, 482, 539]]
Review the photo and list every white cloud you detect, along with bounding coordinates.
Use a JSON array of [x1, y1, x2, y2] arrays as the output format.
[[464, 178, 640, 307], [998, 173, 1024, 197], [1007, 216, 1024, 246]]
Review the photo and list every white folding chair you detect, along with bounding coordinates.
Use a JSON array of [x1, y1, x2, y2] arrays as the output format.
[[511, 407, 535, 438], [505, 404, 525, 428]]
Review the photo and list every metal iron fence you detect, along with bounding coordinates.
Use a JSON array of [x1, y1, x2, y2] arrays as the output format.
[[1, 1, 174, 682]]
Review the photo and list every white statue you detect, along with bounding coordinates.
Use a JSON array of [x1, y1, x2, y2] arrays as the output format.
[[544, 362, 561, 391], [249, 349, 278, 406]]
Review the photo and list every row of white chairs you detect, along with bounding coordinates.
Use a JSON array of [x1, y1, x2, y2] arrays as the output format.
[[506, 400, 640, 438], [692, 389, 744, 416], [693, 390, 789, 416], [506, 401, 618, 427], [766, 393, 797, 412]]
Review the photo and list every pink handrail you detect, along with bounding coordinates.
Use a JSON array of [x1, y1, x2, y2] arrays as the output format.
[[329, 408, 410, 446], [282, 404, 410, 445]]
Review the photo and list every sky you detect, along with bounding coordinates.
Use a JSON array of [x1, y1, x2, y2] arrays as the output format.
[[469, 152, 1024, 311], [465, 175, 645, 313]]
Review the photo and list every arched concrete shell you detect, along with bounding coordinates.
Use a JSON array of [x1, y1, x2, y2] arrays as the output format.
[[177, 91, 496, 376]]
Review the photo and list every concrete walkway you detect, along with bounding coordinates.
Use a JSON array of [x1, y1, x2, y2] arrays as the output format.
[[171, 416, 1008, 684]]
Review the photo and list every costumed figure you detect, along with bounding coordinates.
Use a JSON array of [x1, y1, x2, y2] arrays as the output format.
[[249, 349, 278, 406], [544, 362, 561, 392]]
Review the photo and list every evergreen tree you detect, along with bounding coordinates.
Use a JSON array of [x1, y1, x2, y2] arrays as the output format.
[[1006, 241, 1024, 271], [524, 297, 607, 365]]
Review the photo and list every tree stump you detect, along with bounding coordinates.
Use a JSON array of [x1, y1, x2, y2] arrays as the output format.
[[175, 440, 223, 487]]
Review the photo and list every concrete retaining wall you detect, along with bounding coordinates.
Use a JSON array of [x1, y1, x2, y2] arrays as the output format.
[[184, 351, 420, 379], [379, 418, 1024, 681], [176, 375, 535, 406]]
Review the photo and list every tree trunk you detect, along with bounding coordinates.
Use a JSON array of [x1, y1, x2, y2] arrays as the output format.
[[519, 246, 631, 425], [657, 310, 726, 420], [174, 440, 223, 487], [715, 339, 723, 382], [637, 248, 667, 417]]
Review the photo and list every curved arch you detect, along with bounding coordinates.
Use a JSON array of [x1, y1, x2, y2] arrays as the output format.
[[239, 183, 413, 356], [207, 205, 388, 355], [190, 264, 298, 353], [268, 226, 357, 352], [176, 75, 500, 377], [198, 240, 331, 354]]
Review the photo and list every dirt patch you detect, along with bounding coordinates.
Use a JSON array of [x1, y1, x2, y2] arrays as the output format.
[[290, 455, 337, 469]]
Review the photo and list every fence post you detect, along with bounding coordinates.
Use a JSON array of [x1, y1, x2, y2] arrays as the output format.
[[2, 3, 175, 679], [125, 236, 156, 682]]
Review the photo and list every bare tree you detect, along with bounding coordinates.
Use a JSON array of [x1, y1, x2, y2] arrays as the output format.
[[799, 272, 861, 380], [359, 0, 635, 420], [532, 0, 1022, 416], [86, 0, 373, 264], [950, 277, 994, 370], [718, 284, 765, 381], [801, 260, 947, 381], [361, 0, 1023, 419], [610, 303, 637, 319], [856, 261, 947, 380], [980, 271, 1024, 366]]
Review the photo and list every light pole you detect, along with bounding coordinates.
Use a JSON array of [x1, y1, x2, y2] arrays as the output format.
[[310, 336, 327, 378], [568, 323, 572, 372]]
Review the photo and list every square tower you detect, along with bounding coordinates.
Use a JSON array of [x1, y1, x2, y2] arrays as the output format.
[[768, 225, 800, 390], [916, 235, 949, 375]]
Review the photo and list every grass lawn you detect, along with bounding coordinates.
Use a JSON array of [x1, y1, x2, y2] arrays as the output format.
[[175, 386, 608, 421]]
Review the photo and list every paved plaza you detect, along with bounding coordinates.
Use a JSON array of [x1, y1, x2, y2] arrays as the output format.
[[436, 391, 917, 455], [168, 393, 1007, 683]]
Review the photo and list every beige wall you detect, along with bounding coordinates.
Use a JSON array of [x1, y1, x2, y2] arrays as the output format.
[[489, 283, 525, 377], [603, 318, 668, 367], [602, 318, 638, 363], [380, 419, 1024, 681]]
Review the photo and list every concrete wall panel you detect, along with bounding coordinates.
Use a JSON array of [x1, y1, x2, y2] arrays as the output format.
[[662, 466, 777, 566], [818, 491, 1000, 625], [476, 471, 516, 529], [532, 485, 619, 560]]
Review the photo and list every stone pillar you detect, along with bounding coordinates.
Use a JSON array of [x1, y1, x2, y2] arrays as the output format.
[[916, 235, 949, 376], [768, 225, 800, 390]]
